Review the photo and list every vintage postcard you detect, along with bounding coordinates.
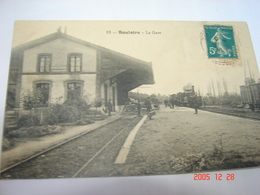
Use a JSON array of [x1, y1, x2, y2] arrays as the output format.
[[1, 21, 259, 179]]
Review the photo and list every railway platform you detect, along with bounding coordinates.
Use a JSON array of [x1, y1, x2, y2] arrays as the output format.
[[1, 112, 124, 171]]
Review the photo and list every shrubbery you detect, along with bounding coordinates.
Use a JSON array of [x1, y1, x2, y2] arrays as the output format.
[[170, 150, 260, 173], [9, 95, 92, 145], [48, 96, 91, 123], [42, 111, 59, 125], [219, 94, 242, 108], [58, 106, 80, 123], [203, 93, 242, 108], [3, 92, 95, 151], [2, 137, 13, 151], [8, 125, 63, 138], [19, 90, 92, 126], [75, 119, 94, 126], [22, 89, 47, 110], [17, 114, 40, 128]]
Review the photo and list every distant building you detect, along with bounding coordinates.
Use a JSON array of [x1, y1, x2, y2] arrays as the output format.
[[7, 29, 154, 112]]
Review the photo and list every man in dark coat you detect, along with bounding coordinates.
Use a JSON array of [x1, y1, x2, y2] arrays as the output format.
[[136, 100, 141, 117], [144, 97, 152, 113], [145, 97, 155, 120], [164, 99, 168, 107], [192, 95, 199, 114], [106, 99, 113, 116], [169, 96, 175, 109]]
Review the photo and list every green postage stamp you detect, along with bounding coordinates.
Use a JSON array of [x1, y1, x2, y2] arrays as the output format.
[[204, 25, 238, 59]]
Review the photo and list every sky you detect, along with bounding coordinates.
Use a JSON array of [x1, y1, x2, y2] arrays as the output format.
[[12, 21, 259, 97]]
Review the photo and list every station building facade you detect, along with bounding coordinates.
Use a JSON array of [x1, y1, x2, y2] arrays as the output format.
[[7, 29, 154, 112]]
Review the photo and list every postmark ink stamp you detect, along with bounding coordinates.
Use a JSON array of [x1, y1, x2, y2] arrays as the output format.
[[204, 25, 238, 59]]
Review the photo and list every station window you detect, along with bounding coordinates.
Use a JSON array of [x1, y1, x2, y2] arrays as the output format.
[[68, 53, 82, 72], [38, 54, 51, 73], [35, 83, 50, 106], [67, 82, 82, 100]]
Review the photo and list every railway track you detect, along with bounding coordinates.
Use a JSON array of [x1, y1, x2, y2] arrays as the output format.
[[1, 115, 141, 179], [200, 107, 260, 121]]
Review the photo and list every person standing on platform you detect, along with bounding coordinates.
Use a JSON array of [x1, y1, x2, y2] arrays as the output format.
[[192, 95, 199, 114], [137, 100, 141, 117], [144, 97, 152, 113], [170, 96, 175, 109], [106, 99, 113, 116], [164, 99, 168, 107]]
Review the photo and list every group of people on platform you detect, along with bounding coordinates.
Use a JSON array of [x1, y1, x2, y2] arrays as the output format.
[[136, 97, 155, 119], [164, 98, 175, 109], [164, 95, 201, 114], [135, 94, 201, 119], [102, 97, 152, 117], [136, 97, 152, 116], [103, 94, 201, 118]]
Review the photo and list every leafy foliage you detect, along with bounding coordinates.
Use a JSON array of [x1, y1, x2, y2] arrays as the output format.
[[58, 106, 80, 122], [20, 89, 92, 126], [2, 137, 14, 151], [8, 125, 63, 138], [170, 150, 260, 173], [94, 96, 102, 107], [149, 94, 161, 104], [17, 114, 40, 128], [22, 89, 46, 110], [128, 92, 167, 104], [62, 93, 91, 121]]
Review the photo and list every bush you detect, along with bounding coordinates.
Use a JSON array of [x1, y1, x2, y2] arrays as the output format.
[[64, 98, 90, 116], [8, 125, 63, 138], [75, 119, 94, 125], [17, 114, 40, 128], [22, 89, 47, 110], [45, 95, 91, 124], [94, 97, 102, 107], [42, 112, 59, 125], [2, 137, 13, 151], [58, 106, 80, 123], [18, 94, 92, 127]]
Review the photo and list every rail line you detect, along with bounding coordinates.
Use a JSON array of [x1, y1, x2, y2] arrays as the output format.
[[0, 115, 139, 175], [72, 116, 139, 177], [200, 108, 260, 121]]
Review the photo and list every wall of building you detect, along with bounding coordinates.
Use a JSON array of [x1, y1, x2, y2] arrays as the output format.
[[19, 74, 96, 107], [22, 38, 97, 73], [16, 38, 98, 108]]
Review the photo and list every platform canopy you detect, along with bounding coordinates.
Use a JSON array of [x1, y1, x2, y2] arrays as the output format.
[[100, 50, 155, 92]]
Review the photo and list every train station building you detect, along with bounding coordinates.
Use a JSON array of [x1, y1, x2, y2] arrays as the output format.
[[7, 29, 154, 112]]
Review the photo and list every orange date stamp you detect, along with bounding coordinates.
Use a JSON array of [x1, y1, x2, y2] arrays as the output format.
[[194, 173, 235, 180]]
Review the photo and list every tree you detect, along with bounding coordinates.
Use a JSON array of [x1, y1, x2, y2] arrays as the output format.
[[22, 89, 46, 110], [149, 94, 160, 104], [63, 90, 91, 121], [21, 89, 46, 126], [94, 96, 102, 116]]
